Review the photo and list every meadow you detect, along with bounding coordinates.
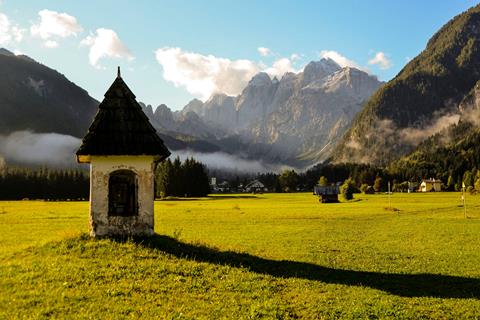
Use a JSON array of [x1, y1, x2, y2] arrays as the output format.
[[1, 192, 480, 319]]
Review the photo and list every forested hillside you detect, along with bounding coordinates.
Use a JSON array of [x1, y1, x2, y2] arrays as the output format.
[[333, 4, 480, 165]]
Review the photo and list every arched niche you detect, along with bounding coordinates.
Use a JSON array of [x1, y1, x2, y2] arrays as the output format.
[[108, 169, 138, 216]]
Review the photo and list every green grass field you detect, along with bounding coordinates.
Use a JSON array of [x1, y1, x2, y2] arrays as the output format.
[[1, 192, 480, 319]]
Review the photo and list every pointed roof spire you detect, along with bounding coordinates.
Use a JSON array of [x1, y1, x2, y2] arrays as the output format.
[[117, 66, 121, 78], [76, 69, 171, 163]]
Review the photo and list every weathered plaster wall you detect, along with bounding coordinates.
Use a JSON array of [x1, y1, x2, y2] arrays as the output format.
[[89, 156, 155, 237]]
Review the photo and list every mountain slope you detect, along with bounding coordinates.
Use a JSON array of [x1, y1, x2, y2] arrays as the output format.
[[0, 49, 225, 166], [0, 49, 98, 138], [332, 4, 480, 165], [389, 78, 480, 185], [163, 58, 382, 167], [390, 121, 480, 187]]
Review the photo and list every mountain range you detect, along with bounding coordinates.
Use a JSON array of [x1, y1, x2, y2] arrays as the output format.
[[0, 47, 383, 168], [3, 4, 480, 171], [140, 59, 382, 167]]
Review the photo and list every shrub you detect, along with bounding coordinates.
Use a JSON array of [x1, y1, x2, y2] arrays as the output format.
[[340, 178, 355, 201], [318, 176, 329, 186]]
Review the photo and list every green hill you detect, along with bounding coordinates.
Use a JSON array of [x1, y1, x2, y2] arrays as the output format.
[[390, 121, 480, 188], [333, 4, 480, 165], [0, 49, 98, 138]]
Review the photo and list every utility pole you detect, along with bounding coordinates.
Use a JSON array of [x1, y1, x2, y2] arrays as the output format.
[[462, 181, 467, 219], [388, 181, 392, 210]]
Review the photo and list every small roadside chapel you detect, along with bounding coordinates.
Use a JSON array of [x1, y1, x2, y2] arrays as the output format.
[[76, 67, 170, 237]]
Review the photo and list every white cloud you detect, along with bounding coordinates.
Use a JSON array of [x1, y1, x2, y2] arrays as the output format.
[[155, 47, 302, 100], [320, 50, 361, 69], [80, 28, 133, 68], [258, 46, 271, 57], [290, 53, 301, 61], [155, 47, 260, 100], [368, 51, 392, 70], [173, 150, 271, 173], [30, 9, 82, 47], [0, 12, 24, 45], [264, 57, 297, 78], [399, 113, 460, 145], [0, 131, 81, 167], [44, 40, 58, 48]]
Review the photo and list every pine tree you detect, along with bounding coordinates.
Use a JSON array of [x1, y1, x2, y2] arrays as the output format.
[[340, 178, 355, 201]]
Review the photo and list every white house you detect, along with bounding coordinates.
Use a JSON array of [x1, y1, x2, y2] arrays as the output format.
[[76, 67, 170, 237], [419, 178, 442, 192], [245, 180, 266, 193]]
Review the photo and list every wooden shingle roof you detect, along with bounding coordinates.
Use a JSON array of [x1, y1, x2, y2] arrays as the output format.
[[76, 68, 170, 163]]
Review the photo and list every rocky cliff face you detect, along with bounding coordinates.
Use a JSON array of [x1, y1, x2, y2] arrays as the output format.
[[150, 58, 382, 167], [245, 66, 382, 163]]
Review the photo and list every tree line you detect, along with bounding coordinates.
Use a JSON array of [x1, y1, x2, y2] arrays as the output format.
[[245, 163, 386, 193], [3, 149, 480, 200], [254, 160, 480, 195], [0, 157, 211, 200], [155, 157, 210, 198], [0, 167, 89, 200]]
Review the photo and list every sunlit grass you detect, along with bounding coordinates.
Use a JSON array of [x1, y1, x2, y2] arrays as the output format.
[[1, 192, 480, 318]]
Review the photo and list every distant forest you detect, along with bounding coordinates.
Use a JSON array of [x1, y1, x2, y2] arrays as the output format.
[[0, 167, 89, 200], [0, 157, 211, 200], [1, 151, 479, 200], [155, 157, 211, 198]]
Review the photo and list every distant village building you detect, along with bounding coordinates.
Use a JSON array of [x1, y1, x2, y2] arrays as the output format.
[[419, 178, 442, 192], [245, 180, 266, 193], [210, 177, 217, 187], [216, 181, 231, 193], [76, 67, 170, 237]]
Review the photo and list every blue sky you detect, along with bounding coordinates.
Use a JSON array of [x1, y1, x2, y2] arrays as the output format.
[[0, 0, 478, 110]]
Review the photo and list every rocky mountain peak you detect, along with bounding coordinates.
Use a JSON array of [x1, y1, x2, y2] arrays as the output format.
[[329, 67, 377, 84], [248, 72, 272, 87], [154, 104, 173, 118], [182, 98, 204, 115], [139, 102, 154, 119], [302, 58, 342, 84], [206, 93, 233, 104], [145, 58, 382, 166], [317, 67, 383, 100]]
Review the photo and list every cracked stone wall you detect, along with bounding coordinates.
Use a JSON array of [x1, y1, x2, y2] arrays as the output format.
[[89, 156, 155, 237]]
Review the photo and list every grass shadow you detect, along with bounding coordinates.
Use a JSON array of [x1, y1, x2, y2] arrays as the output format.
[[129, 234, 480, 299], [156, 195, 261, 201], [206, 195, 261, 200]]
